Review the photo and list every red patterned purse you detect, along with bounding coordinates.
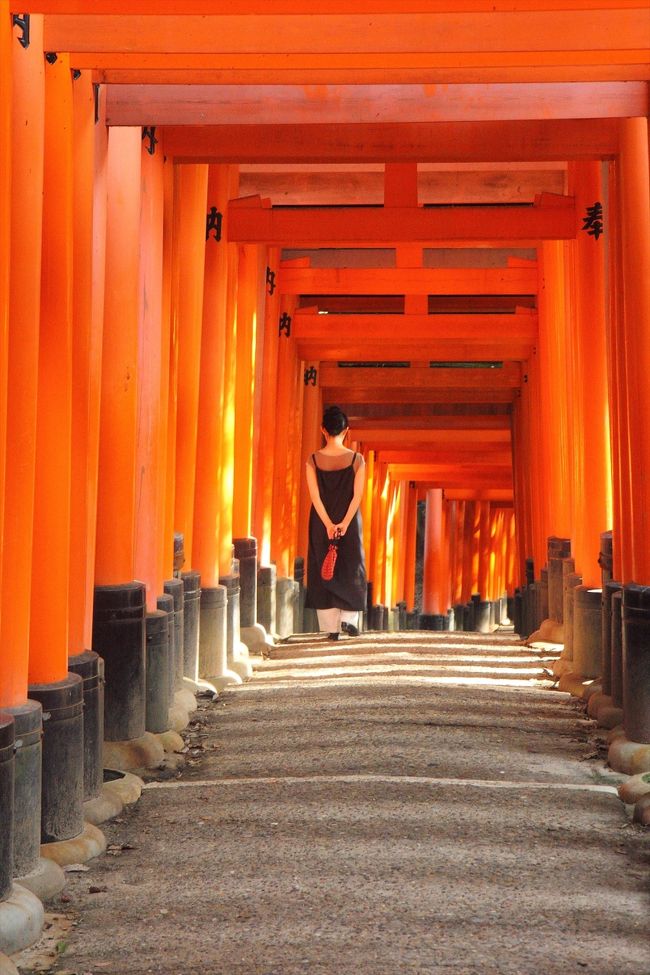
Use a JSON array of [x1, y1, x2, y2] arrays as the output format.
[[321, 528, 342, 581]]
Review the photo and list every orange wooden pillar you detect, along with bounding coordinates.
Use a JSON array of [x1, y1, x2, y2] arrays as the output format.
[[68, 71, 103, 663], [617, 118, 650, 584], [270, 298, 299, 580], [172, 164, 208, 569], [0, 0, 10, 655], [133, 137, 166, 611], [297, 358, 321, 564], [0, 13, 44, 709], [404, 481, 418, 612], [460, 501, 476, 603], [254, 247, 281, 567], [232, 243, 259, 540], [422, 488, 444, 622], [568, 162, 612, 587]]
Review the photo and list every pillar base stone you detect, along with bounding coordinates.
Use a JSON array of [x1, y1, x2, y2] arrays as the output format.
[[618, 772, 650, 805], [39, 822, 106, 867], [174, 687, 198, 713], [13, 857, 65, 902], [608, 735, 650, 775], [527, 618, 564, 645], [240, 623, 274, 654], [153, 729, 185, 754], [557, 671, 601, 700], [0, 954, 18, 975], [596, 706, 625, 729], [102, 732, 165, 772], [0, 884, 44, 956], [210, 670, 243, 692], [633, 793, 650, 825], [168, 702, 191, 733], [102, 770, 143, 808], [181, 677, 216, 698], [230, 644, 253, 680]]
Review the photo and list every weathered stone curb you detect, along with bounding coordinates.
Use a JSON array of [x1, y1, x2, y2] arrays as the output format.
[[0, 885, 44, 956], [13, 857, 65, 902], [0, 953, 18, 975], [103, 731, 165, 772], [608, 734, 650, 775], [39, 822, 106, 868], [84, 771, 144, 826]]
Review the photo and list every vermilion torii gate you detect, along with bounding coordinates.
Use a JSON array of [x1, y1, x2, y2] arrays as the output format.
[[0, 1, 649, 962]]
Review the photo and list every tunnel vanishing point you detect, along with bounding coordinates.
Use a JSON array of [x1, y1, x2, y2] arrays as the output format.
[[0, 1, 649, 966]]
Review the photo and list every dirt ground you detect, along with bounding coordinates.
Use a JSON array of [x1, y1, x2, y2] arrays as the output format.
[[14, 630, 650, 975]]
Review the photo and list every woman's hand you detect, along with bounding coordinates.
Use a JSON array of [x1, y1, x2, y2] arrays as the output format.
[[326, 523, 338, 539], [335, 521, 349, 537]]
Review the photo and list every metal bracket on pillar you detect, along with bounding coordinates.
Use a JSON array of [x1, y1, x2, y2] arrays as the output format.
[[44, 51, 58, 64], [304, 366, 317, 387], [141, 126, 158, 156], [93, 83, 101, 124], [12, 13, 30, 48], [72, 68, 81, 80], [279, 312, 291, 338], [206, 206, 223, 242], [266, 267, 276, 295]]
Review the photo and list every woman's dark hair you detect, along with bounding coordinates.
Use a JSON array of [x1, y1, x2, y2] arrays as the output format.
[[322, 405, 348, 436]]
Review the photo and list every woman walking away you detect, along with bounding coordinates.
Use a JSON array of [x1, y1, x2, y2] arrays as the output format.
[[305, 405, 367, 640]]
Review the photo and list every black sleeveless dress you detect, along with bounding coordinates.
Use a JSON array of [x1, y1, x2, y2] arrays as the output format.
[[305, 452, 367, 612]]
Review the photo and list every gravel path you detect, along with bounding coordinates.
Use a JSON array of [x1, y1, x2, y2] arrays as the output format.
[[22, 630, 649, 975]]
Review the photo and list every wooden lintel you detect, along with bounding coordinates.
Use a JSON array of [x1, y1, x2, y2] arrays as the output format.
[[322, 387, 517, 404], [350, 427, 511, 443], [376, 449, 512, 464], [162, 120, 619, 164], [228, 198, 575, 245], [280, 265, 537, 296], [319, 362, 520, 389]]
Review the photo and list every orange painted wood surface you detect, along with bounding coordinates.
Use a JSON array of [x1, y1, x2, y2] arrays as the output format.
[[320, 363, 521, 390], [228, 198, 575, 245], [422, 489, 443, 614], [69, 71, 101, 650], [0, 0, 11, 705], [134, 142, 166, 610], [172, 164, 208, 567], [568, 162, 612, 587], [30, 54, 74, 685], [232, 243, 259, 539], [617, 118, 650, 584], [280, 266, 537, 296], [193, 166, 233, 588], [164, 120, 619, 165], [95, 127, 141, 585]]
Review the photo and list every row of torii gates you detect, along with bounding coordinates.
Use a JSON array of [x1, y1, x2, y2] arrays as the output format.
[[0, 1, 650, 964]]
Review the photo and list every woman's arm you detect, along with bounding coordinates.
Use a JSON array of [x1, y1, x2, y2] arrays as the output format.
[[337, 462, 366, 535], [305, 462, 337, 538]]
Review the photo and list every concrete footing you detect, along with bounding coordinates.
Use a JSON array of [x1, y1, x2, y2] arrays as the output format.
[[608, 733, 650, 776], [13, 857, 65, 902], [632, 793, 650, 825], [573, 586, 603, 679], [102, 732, 165, 772], [527, 617, 565, 645], [39, 822, 106, 867], [240, 622, 274, 654], [0, 884, 44, 956], [618, 772, 650, 805]]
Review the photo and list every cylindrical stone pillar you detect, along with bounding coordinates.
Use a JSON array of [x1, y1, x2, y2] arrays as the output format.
[[547, 537, 571, 623], [513, 590, 523, 636], [219, 573, 241, 671], [611, 589, 624, 708], [599, 532, 613, 588], [419, 613, 444, 630], [602, 581, 621, 697], [476, 600, 491, 634], [293, 557, 305, 634], [145, 610, 170, 734], [561, 560, 579, 660], [6, 701, 41, 879], [573, 586, 603, 679], [157, 593, 176, 706], [67, 651, 104, 801], [453, 603, 465, 631], [233, 537, 257, 628], [276, 577, 297, 640], [257, 565, 277, 635], [181, 571, 201, 683], [0, 712, 15, 900], [27, 674, 84, 843], [198, 585, 228, 684], [92, 582, 146, 741], [163, 578, 184, 691], [622, 584, 650, 743], [539, 568, 549, 623]]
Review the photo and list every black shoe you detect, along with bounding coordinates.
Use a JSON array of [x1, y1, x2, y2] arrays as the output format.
[[341, 622, 359, 637], [327, 632, 339, 641]]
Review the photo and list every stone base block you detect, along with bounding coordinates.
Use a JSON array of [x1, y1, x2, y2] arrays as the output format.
[[587, 691, 609, 718], [211, 670, 243, 692], [552, 656, 573, 678], [13, 857, 65, 902], [231, 645, 253, 680], [633, 793, 650, 825], [618, 772, 650, 805], [608, 735, 650, 775], [175, 687, 198, 713], [0, 885, 44, 956], [0, 953, 18, 975], [154, 729, 185, 754], [596, 705, 625, 730], [527, 618, 565, 645], [103, 732, 165, 772], [102, 771, 143, 808], [168, 702, 191, 733], [83, 788, 123, 827], [240, 624, 274, 654], [39, 822, 106, 867], [557, 672, 601, 700]]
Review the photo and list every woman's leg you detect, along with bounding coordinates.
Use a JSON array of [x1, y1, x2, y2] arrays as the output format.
[[317, 608, 341, 634], [340, 610, 359, 636]]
